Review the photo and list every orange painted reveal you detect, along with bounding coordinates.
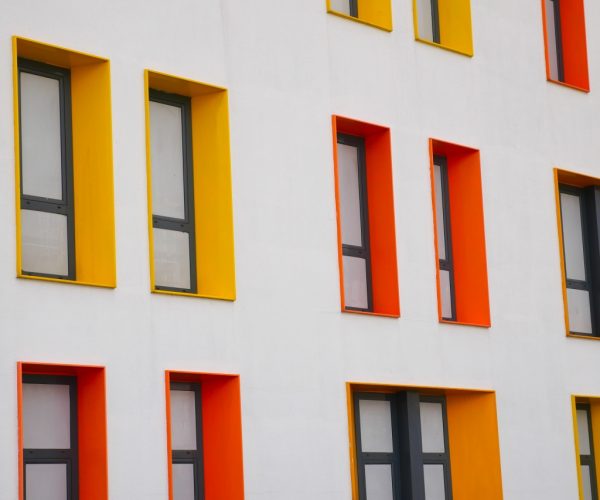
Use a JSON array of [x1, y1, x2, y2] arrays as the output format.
[[559, 0, 589, 91], [333, 116, 400, 317], [430, 139, 490, 327], [166, 371, 245, 500], [18, 362, 108, 500]]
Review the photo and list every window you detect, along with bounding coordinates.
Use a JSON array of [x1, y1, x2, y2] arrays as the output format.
[[327, 0, 393, 31], [429, 140, 490, 327], [557, 181, 600, 337], [165, 372, 244, 500], [576, 403, 598, 500], [145, 70, 236, 300], [332, 116, 399, 317], [542, 0, 589, 91], [13, 37, 116, 288], [22, 375, 78, 500], [413, 0, 473, 56], [349, 385, 503, 500], [18, 363, 108, 500], [149, 90, 197, 293]]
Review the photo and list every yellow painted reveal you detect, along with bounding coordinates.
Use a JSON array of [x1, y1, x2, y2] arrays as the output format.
[[326, 0, 392, 31], [146, 71, 236, 301], [572, 397, 600, 500], [13, 37, 116, 288]]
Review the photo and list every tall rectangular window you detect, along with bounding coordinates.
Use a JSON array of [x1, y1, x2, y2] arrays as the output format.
[[353, 391, 452, 500], [327, 0, 393, 31], [149, 90, 197, 293], [545, 0, 564, 82], [18, 59, 75, 280], [330, 0, 358, 17], [169, 383, 204, 500], [416, 0, 440, 43], [558, 184, 600, 336], [337, 133, 372, 312], [577, 403, 599, 500], [22, 375, 78, 500]]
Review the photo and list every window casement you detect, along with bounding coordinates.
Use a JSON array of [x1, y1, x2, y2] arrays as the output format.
[[327, 0, 393, 31], [149, 89, 197, 294], [541, 0, 589, 91], [169, 382, 204, 500], [18, 59, 75, 280], [576, 403, 599, 500], [22, 375, 78, 500], [330, 0, 358, 17], [558, 184, 600, 336], [337, 133, 373, 312], [432, 156, 456, 321], [415, 0, 441, 44], [353, 391, 452, 500]]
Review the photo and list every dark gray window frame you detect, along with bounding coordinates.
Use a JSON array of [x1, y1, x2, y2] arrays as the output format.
[[337, 133, 373, 312], [349, 0, 358, 17], [430, 0, 441, 43], [170, 382, 205, 500], [577, 402, 599, 500], [353, 391, 453, 500], [23, 374, 79, 500], [559, 184, 600, 336], [149, 89, 198, 294], [548, 0, 565, 82], [434, 155, 456, 321], [18, 58, 76, 281]]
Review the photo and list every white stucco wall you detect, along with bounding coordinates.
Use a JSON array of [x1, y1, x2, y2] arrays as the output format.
[[0, 1, 599, 499]]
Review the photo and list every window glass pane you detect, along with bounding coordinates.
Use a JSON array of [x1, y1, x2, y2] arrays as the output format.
[[20, 72, 63, 200], [364, 464, 394, 500], [150, 100, 186, 220], [567, 288, 593, 335], [420, 401, 445, 453], [23, 383, 71, 449], [582, 464, 594, 500], [330, 0, 351, 15], [154, 228, 191, 290], [578, 408, 591, 455], [170, 389, 197, 450], [172, 463, 195, 500], [439, 270, 453, 320], [338, 142, 363, 247], [25, 463, 67, 500], [561, 193, 586, 281], [417, 0, 434, 41], [343, 255, 368, 309], [545, 0, 559, 80], [21, 210, 69, 277], [359, 399, 393, 453], [433, 163, 446, 260], [423, 464, 446, 500]]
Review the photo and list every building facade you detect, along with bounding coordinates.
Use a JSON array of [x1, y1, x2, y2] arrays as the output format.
[[0, 0, 599, 499]]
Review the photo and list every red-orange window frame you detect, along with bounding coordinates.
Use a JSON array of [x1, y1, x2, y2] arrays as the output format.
[[332, 115, 400, 318], [541, 0, 590, 92], [165, 371, 244, 500], [17, 362, 108, 500], [429, 139, 490, 327]]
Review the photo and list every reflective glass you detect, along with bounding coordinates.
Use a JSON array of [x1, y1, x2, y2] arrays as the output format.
[[154, 228, 191, 290], [440, 270, 453, 320], [25, 464, 67, 500], [364, 464, 394, 500], [330, 0, 351, 15], [170, 389, 197, 450], [23, 383, 71, 449], [424, 464, 446, 500], [434, 163, 446, 260], [545, 0, 560, 80], [578, 408, 591, 455], [582, 464, 594, 500], [359, 399, 393, 453], [420, 401, 445, 453], [20, 72, 63, 200], [173, 463, 195, 500], [417, 0, 434, 41], [567, 288, 593, 335], [343, 256, 368, 309], [150, 100, 186, 220], [561, 193, 586, 281], [21, 210, 69, 277], [338, 142, 363, 247]]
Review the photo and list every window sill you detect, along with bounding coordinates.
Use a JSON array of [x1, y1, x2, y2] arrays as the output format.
[[327, 9, 392, 32], [439, 319, 491, 328], [342, 308, 399, 318], [415, 37, 473, 57], [567, 333, 600, 341], [17, 273, 115, 289], [152, 288, 235, 301], [547, 78, 590, 93]]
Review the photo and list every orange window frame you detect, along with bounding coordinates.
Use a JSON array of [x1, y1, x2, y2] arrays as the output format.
[[332, 115, 400, 318], [165, 371, 245, 500], [17, 362, 108, 500], [429, 139, 490, 327]]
